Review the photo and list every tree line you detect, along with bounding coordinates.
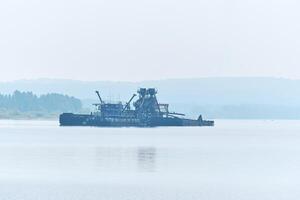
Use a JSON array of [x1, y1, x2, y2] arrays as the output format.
[[0, 91, 82, 113]]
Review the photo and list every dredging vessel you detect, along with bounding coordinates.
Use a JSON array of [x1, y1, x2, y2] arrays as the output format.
[[59, 88, 214, 127]]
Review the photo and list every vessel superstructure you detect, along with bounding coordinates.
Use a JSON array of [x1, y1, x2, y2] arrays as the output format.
[[59, 88, 214, 127]]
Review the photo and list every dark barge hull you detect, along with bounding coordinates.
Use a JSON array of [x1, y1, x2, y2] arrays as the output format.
[[59, 113, 214, 127]]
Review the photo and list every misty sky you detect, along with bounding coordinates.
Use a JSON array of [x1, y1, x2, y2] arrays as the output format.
[[0, 0, 299, 81]]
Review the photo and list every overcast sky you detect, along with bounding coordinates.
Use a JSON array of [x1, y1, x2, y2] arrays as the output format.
[[0, 0, 299, 81]]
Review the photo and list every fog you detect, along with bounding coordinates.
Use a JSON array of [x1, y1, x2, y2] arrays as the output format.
[[0, 0, 299, 81]]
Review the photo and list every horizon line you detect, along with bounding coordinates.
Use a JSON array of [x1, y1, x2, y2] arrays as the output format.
[[0, 75, 298, 83]]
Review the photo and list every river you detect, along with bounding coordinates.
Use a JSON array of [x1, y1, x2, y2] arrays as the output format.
[[0, 120, 299, 200]]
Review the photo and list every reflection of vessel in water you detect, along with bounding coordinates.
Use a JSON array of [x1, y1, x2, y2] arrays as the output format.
[[137, 147, 156, 172], [60, 88, 214, 127], [94, 147, 157, 172]]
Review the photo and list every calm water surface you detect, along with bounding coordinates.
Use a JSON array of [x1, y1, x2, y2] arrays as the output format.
[[0, 120, 299, 200]]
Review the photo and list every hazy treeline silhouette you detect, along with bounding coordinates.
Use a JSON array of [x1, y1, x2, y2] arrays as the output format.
[[0, 91, 82, 118]]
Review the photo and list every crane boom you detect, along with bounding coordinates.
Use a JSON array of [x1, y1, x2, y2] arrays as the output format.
[[95, 90, 104, 104], [122, 94, 137, 112]]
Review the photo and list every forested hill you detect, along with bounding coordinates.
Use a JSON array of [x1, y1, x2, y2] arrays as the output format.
[[0, 91, 82, 119]]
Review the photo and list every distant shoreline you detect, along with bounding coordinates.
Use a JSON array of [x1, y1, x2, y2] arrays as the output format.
[[2, 78, 300, 119]]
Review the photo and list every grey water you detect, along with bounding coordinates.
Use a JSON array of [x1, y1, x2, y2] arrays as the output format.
[[0, 120, 300, 200]]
